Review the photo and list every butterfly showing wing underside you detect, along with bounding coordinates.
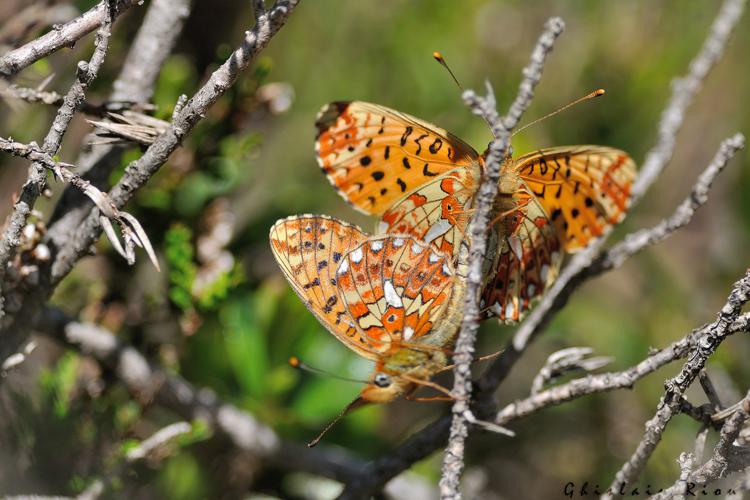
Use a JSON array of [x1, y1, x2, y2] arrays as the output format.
[[315, 101, 637, 323], [269, 214, 459, 403]]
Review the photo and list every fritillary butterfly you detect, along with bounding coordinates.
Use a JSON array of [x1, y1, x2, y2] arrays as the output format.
[[315, 101, 636, 322], [269, 214, 467, 407]]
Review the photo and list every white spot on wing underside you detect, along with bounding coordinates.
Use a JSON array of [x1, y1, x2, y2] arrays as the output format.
[[383, 280, 403, 308], [423, 219, 451, 243], [509, 235, 523, 261], [350, 247, 363, 263], [338, 259, 349, 274], [403, 326, 415, 340], [370, 240, 383, 252], [411, 242, 423, 254]]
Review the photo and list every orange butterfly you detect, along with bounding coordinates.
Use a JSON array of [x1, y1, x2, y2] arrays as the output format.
[[315, 101, 636, 322], [269, 215, 468, 443]]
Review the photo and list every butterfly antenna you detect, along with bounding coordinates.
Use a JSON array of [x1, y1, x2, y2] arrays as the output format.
[[433, 51, 463, 91], [308, 396, 365, 447], [289, 356, 369, 384], [511, 88, 606, 138]]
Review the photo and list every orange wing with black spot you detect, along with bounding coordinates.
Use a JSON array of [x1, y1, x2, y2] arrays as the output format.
[[335, 235, 455, 351], [514, 146, 636, 251], [315, 101, 481, 216], [269, 215, 378, 359], [377, 168, 480, 258]]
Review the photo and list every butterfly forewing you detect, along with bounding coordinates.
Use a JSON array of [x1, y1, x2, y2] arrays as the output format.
[[515, 146, 636, 251], [315, 101, 481, 216], [335, 235, 455, 351], [377, 168, 480, 259], [482, 187, 563, 322], [269, 215, 379, 359]]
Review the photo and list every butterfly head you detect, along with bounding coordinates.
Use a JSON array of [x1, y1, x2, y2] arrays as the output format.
[[359, 370, 413, 403]]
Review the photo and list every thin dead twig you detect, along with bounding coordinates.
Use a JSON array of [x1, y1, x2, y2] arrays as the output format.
[[0, 3, 115, 317], [0, 0, 299, 365], [652, 390, 750, 500], [45, 0, 192, 257], [0, 0, 140, 78], [35, 307, 366, 484], [496, 312, 750, 425], [0, 81, 156, 115], [603, 270, 750, 498], [0, 138, 159, 271], [440, 16, 565, 499]]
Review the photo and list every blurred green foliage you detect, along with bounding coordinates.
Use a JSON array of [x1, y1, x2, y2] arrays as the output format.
[[0, 0, 748, 498]]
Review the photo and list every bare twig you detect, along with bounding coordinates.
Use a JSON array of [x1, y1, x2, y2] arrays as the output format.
[[603, 270, 750, 498], [496, 313, 750, 425], [0, 0, 299, 364], [0, 3, 115, 309], [0, 0, 139, 78], [35, 307, 367, 484], [0, 3, 79, 47], [0, 138, 160, 270], [652, 390, 750, 500], [48, 0, 299, 285], [0, 81, 156, 115], [529, 347, 612, 395], [110, 0, 192, 103], [440, 17, 565, 499], [124, 421, 193, 461], [595, 134, 746, 272], [45, 0, 193, 256]]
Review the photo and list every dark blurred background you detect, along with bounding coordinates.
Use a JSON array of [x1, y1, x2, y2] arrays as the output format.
[[0, 0, 748, 498]]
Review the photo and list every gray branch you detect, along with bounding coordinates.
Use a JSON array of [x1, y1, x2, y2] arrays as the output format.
[[45, 0, 192, 257], [652, 390, 750, 500], [0, 3, 115, 311], [36, 307, 366, 484], [49, 0, 298, 283], [596, 133, 745, 272], [496, 313, 750, 425], [110, 0, 192, 103], [0, 0, 139, 78], [0, 81, 156, 115], [603, 270, 750, 498], [439, 18, 565, 500], [0, 0, 299, 363]]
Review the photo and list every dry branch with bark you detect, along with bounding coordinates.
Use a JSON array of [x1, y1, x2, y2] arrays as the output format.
[[0, 0, 748, 498]]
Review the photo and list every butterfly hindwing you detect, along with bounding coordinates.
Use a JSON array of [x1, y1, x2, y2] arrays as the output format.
[[315, 101, 481, 216], [376, 168, 480, 258], [335, 235, 455, 351], [269, 215, 379, 359], [515, 146, 636, 251], [482, 186, 563, 322]]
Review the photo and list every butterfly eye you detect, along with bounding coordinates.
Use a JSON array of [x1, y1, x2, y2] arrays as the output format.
[[373, 373, 391, 388]]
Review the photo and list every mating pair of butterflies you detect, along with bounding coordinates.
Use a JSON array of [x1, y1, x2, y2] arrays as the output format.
[[269, 101, 636, 420]]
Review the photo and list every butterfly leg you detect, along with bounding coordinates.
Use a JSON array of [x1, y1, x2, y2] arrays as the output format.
[[407, 395, 455, 402], [401, 373, 464, 400], [437, 348, 506, 373], [490, 192, 532, 227]]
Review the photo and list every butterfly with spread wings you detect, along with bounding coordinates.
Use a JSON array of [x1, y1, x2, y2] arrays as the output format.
[[315, 101, 636, 322], [269, 215, 468, 444]]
